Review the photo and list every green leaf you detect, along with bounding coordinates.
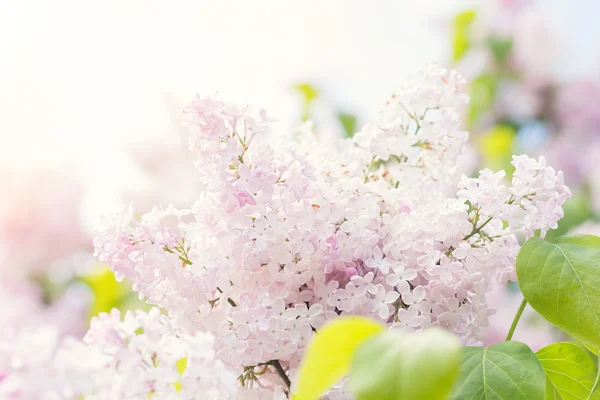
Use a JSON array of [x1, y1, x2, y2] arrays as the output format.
[[516, 235, 600, 349], [536, 342, 598, 400], [349, 329, 461, 400], [337, 111, 357, 138], [452, 10, 477, 63], [293, 317, 384, 400], [468, 73, 497, 127], [546, 379, 561, 400], [585, 343, 600, 356], [486, 36, 513, 63], [452, 341, 546, 399]]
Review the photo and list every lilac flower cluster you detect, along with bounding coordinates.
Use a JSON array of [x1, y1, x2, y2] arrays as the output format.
[[87, 65, 570, 398]]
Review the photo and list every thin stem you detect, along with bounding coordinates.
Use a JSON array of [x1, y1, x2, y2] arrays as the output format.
[[269, 360, 291, 391], [505, 298, 528, 341], [464, 216, 494, 241], [587, 354, 600, 400], [363, 156, 377, 183]]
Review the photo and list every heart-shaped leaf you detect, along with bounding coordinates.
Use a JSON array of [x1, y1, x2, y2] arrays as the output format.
[[516, 235, 600, 348], [536, 342, 598, 400], [349, 328, 461, 400], [452, 341, 546, 399], [293, 317, 384, 400]]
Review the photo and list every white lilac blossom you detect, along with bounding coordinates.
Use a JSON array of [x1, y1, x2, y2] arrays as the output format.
[[93, 64, 570, 398]]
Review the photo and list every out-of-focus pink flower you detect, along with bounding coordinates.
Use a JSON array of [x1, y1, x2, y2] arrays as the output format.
[[570, 221, 600, 237], [545, 134, 586, 185], [556, 80, 600, 134], [512, 10, 559, 80], [496, 80, 545, 120], [546, 133, 600, 189], [0, 167, 90, 279], [482, 282, 559, 351], [0, 280, 92, 397], [498, 0, 531, 13]]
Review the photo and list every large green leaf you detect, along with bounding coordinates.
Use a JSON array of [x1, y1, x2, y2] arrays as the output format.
[[516, 235, 600, 349], [536, 342, 600, 400], [452, 341, 546, 399], [349, 329, 461, 400], [293, 317, 384, 400], [547, 379, 561, 400]]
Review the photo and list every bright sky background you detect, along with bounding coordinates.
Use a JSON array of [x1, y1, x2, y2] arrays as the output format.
[[1, 0, 598, 222]]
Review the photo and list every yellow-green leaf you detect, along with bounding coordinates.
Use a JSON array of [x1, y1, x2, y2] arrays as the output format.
[[81, 265, 129, 318], [293, 317, 384, 400], [585, 343, 599, 355], [536, 342, 598, 400], [452, 10, 477, 63]]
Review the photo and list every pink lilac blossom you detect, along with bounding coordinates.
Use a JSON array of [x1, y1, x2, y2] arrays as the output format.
[[92, 64, 570, 398]]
